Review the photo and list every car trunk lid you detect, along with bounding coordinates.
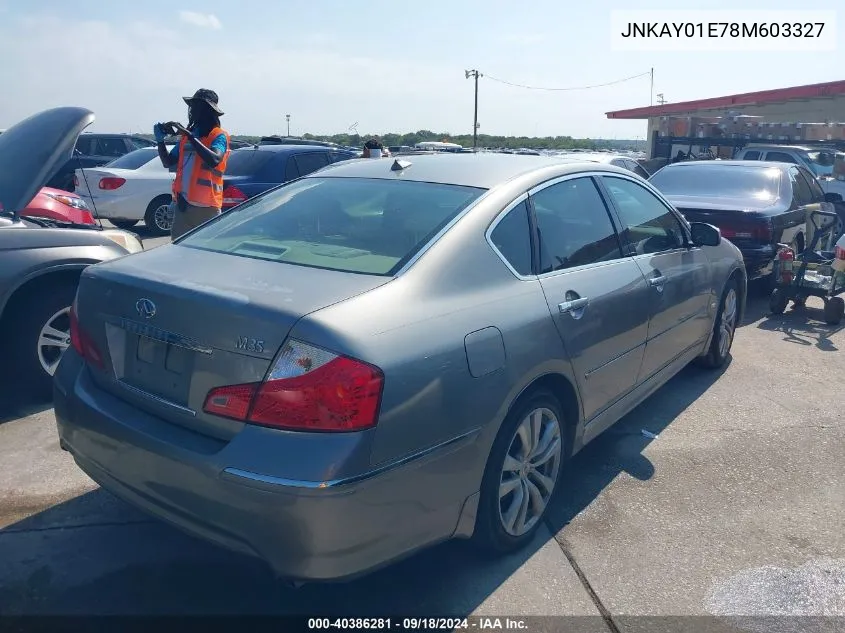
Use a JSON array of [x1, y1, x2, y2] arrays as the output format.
[[670, 196, 777, 246], [76, 244, 390, 440]]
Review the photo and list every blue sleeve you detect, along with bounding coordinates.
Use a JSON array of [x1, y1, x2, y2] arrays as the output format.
[[210, 133, 228, 154], [168, 144, 179, 162]]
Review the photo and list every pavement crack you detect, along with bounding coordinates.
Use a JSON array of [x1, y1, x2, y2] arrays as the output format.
[[0, 519, 153, 535], [548, 526, 621, 633]]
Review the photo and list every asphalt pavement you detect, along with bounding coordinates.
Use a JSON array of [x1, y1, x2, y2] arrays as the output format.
[[1, 224, 843, 630]]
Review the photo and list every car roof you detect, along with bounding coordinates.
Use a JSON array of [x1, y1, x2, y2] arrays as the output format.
[[310, 152, 631, 189], [233, 144, 354, 154], [743, 144, 815, 151]]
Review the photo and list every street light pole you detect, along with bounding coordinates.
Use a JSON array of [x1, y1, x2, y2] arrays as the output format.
[[286, 114, 291, 137], [465, 70, 482, 150]]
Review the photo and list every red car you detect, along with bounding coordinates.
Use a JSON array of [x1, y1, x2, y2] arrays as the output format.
[[21, 186, 95, 225]]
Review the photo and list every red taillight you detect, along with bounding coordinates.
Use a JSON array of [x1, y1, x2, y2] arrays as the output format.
[[69, 301, 104, 368], [99, 177, 126, 190], [222, 185, 248, 208], [203, 340, 384, 432], [721, 219, 773, 242]]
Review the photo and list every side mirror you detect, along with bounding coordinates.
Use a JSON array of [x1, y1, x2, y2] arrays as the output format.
[[824, 192, 843, 203], [689, 222, 721, 247]]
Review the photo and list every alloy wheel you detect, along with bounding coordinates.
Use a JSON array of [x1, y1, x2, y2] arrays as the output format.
[[718, 287, 738, 359], [154, 203, 174, 232], [498, 407, 562, 537], [37, 306, 71, 376]]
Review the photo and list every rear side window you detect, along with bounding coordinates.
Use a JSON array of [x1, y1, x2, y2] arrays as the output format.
[[96, 137, 129, 157], [179, 177, 486, 275], [789, 168, 813, 205], [75, 137, 95, 156], [766, 151, 798, 164], [224, 149, 275, 176], [743, 150, 761, 160], [490, 200, 533, 276]]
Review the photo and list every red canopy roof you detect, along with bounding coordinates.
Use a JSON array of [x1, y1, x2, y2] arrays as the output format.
[[606, 80, 845, 119]]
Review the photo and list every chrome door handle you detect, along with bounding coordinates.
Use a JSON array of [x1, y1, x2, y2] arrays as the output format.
[[648, 275, 668, 288], [559, 297, 590, 314]]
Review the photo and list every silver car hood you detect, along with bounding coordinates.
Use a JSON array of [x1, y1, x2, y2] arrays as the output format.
[[0, 107, 94, 220]]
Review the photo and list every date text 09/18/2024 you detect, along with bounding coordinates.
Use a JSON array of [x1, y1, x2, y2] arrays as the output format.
[[307, 617, 529, 630]]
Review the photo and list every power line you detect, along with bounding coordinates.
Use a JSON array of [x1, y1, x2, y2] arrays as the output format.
[[483, 70, 652, 92]]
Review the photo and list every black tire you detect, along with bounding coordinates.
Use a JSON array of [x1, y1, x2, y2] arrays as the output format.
[[143, 195, 174, 237], [823, 297, 845, 326], [111, 219, 138, 229], [3, 282, 78, 397], [473, 389, 566, 554], [696, 277, 740, 369], [769, 288, 789, 315]]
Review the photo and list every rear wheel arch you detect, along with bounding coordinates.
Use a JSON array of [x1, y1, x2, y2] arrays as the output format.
[[498, 372, 580, 460]]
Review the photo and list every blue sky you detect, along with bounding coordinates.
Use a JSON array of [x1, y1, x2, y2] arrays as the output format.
[[0, 0, 841, 139]]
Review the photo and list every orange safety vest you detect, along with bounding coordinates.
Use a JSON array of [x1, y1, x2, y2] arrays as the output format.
[[172, 127, 230, 208]]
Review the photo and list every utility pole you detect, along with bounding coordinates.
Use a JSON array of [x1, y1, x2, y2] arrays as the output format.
[[650, 68, 654, 106], [286, 114, 291, 137], [465, 69, 482, 150]]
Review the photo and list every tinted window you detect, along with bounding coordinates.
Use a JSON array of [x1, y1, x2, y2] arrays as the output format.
[[650, 164, 781, 201], [284, 158, 300, 181], [743, 150, 761, 160], [329, 151, 357, 164], [632, 163, 650, 179], [789, 168, 813, 205], [180, 177, 485, 275], [294, 152, 330, 177], [224, 149, 276, 176], [603, 177, 685, 254], [75, 137, 95, 156], [800, 167, 825, 200], [104, 148, 158, 170], [531, 177, 623, 273], [96, 137, 129, 157], [490, 200, 533, 276], [766, 151, 798, 164], [130, 137, 156, 149]]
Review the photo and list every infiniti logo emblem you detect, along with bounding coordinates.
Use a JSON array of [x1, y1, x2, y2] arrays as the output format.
[[135, 298, 156, 319]]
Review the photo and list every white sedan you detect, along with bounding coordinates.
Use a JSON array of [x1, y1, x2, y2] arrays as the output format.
[[74, 146, 175, 236]]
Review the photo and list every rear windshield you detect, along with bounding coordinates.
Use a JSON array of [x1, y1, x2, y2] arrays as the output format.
[[650, 165, 782, 200], [225, 149, 276, 176], [179, 177, 486, 275], [104, 148, 157, 170]]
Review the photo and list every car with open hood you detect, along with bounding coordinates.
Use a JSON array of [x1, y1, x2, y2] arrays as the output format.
[[0, 107, 144, 395]]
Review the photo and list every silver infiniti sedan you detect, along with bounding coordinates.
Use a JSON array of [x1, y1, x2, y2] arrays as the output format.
[[54, 152, 747, 581]]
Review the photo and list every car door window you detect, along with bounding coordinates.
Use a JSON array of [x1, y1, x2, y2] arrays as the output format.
[[766, 151, 798, 164], [602, 176, 686, 255], [632, 163, 650, 179], [530, 177, 623, 273], [74, 137, 95, 156], [95, 137, 128, 157], [294, 152, 330, 177], [743, 150, 761, 160], [489, 200, 533, 276], [789, 167, 813, 205]]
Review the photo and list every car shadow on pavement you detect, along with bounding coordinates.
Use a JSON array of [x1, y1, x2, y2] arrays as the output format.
[[0, 383, 52, 426], [0, 361, 729, 617]]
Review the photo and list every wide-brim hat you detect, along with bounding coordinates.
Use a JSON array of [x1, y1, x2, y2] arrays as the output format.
[[183, 88, 224, 116]]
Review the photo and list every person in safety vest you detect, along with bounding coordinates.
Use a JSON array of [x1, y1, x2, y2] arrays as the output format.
[[153, 89, 230, 240]]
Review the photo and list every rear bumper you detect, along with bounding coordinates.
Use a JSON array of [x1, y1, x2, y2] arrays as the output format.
[[738, 244, 775, 281], [53, 352, 478, 581]]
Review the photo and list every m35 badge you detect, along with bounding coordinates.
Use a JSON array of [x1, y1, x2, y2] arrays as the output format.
[[236, 337, 265, 353]]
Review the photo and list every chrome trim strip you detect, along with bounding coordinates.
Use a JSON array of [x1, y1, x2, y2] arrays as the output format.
[[222, 427, 481, 490], [106, 316, 213, 355], [117, 380, 197, 417]]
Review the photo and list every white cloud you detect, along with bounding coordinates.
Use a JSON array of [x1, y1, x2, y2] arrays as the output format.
[[178, 11, 222, 30]]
